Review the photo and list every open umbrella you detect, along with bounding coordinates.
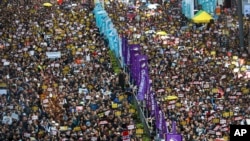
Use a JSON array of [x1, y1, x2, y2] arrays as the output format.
[[192, 10, 213, 23], [147, 3, 160, 9], [43, 2, 52, 7], [156, 31, 167, 36], [164, 95, 178, 101]]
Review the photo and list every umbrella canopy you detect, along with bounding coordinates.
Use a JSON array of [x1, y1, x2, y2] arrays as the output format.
[[156, 31, 167, 36], [164, 95, 178, 101], [147, 3, 160, 9], [43, 2, 52, 7], [192, 10, 213, 23]]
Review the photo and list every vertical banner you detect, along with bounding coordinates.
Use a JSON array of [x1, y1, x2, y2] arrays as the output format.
[[137, 69, 147, 101], [104, 18, 112, 35], [131, 53, 140, 81], [119, 37, 124, 68], [172, 121, 177, 134], [134, 55, 144, 86], [148, 92, 156, 116], [137, 55, 148, 86], [155, 104, 160, 128], [129, 44, 140, 76], [198, 0, 217, 15], [182, 0, 194, 19], [122, 37, 129, 66], [165, 134, 182, 141], [121, 37, 127, 67], [165, 121, 182, 141]]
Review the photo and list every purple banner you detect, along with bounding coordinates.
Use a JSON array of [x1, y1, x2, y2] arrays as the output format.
[[129, 44, 140, 80], [128, 44, 140, 67], [131, 53, 140, 82], [148, 92, 155, 116], [172, 121, 177, 134], [161, 118, 168, 138], [137, 68, 147, 101], [134, 55, 141, 85], [155, 104, 160, 129], [122, 37, 128, 66], [138, 57, 148, 87], [134, 55, 148, 86], [165, 121, 182, 141], [165, 134, 182, 141]]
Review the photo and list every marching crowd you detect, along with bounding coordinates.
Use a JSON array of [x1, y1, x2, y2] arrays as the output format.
[[0, 0, 250, 141], [0, 2, 144, 141], [104, 0, 250, 141]]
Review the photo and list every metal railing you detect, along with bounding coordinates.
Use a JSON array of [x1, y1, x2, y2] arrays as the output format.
[[131, 92, 152, 136], [124, 65, 152, 137]]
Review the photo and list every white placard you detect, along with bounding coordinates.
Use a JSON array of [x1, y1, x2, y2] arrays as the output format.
[[46, 51, 61, 59], [7, 105, 13, 109], [11, 113, 19, 120], [127, 124, 135, 130], [3, 62, 10, 66], [0, 89, 7, 95], [2, 116, 12, 125], [24, 133, 31, 137], [244, 5, 250, 16], [43, 99, 49, 103], [47, 88, 53, 91], [55, 64, 60, 67], [86, 95, 91, 99], [76, 106, 83, 112], [246, 119, 250, 125], [29, 50, 34, 56], [78, 88, 84, 94], [32, 115, 38, 120]]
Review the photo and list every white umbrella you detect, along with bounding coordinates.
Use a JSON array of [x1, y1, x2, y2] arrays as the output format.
[[147, 3, 159, 9]]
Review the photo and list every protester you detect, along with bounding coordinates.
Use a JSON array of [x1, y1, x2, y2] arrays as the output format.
[[103, 0, 250, 141], [0, 2, 143, 141]]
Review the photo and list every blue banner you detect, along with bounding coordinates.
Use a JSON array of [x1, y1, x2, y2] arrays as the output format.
[[182, 0, 194, 19], [198, 0, 217, 16]]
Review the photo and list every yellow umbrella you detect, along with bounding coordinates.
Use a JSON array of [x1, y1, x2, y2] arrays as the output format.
[[164, 95, 178, 101], [192, 10, 213, 23], [43, 2, 52, 7], [156, 31, 167, 36]]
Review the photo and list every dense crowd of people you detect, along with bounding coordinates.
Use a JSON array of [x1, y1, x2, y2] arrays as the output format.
[[0, 0, 250, 141], [103, 0, 250, 141], [0, 2, 145, 141]]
